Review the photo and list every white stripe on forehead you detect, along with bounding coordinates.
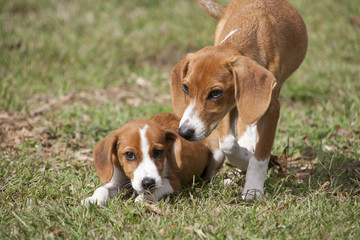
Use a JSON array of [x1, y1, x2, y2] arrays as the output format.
[[139, 125, 150, 159], [132, 124, 161, 193]]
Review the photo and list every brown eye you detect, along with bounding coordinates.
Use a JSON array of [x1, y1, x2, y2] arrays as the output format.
[[125, 151, 136, 161], [182, 84, 189, 95], [208, 89, 223, 99], [153, 149, 163, 159]]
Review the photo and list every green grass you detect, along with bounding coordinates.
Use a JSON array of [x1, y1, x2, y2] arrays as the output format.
[[1, 0, 360, 239]]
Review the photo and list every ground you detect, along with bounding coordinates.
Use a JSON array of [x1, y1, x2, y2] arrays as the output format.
[[0, 0, 359, 239]]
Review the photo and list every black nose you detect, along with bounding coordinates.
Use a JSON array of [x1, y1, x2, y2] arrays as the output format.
[[141, 177, 156, 191], [178, 126, 195, 140]]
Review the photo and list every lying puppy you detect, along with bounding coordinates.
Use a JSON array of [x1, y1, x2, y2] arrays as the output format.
[[82, 113, 224, 206], [170, 0, 308, 200]]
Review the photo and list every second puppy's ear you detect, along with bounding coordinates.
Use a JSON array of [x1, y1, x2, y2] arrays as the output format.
[[93, 131, 120, 184], [165, 129, 177, 144], [229, 57, 277, 125], [170, 54, 193, 117]]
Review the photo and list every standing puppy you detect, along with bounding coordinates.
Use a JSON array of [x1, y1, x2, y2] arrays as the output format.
[[82, 113, 223, 206], [170, 0, 307, 200]]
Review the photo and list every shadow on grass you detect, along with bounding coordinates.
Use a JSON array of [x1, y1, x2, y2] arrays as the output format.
[[267, 145, 360, 198]]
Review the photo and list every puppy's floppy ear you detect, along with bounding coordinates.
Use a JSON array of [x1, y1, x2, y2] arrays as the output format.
[[229, 57, 277, 125], [165, 129, 177, 146], [165, 128, 184, 169], [93, 131, 120, 184], [170, 54, 193, 117]]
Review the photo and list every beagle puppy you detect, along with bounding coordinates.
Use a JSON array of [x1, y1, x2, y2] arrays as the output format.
[[82, 113, 224, 206], [170, 0, 308, 200]]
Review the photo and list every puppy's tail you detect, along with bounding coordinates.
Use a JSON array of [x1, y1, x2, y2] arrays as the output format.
[[198, 0, 225, 19]]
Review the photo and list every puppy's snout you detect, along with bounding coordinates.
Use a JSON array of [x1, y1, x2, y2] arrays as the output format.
[[141, 177, 156, 191], [178, 125, 195, 140]]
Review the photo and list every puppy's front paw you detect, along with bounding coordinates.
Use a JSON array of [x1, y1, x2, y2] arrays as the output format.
[[241, 188, 264, 201], [81, 197, 106, 206], [134, 194, 145, 204], [241, 156, 269, 201], [135, 194, 157, 204]]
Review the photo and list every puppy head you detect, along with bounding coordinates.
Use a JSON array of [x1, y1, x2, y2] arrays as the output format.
[[94, 120, 176, 194], [171, 47, 276, 141]]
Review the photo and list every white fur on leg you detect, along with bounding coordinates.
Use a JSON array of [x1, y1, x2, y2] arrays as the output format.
[[219, 134, 252, 171], [82, 167, 128, 206], [134, 178, 174, 203], [82, 186, 110, 206], [237, 124, 257, 153], [242, 156, 269, 201]]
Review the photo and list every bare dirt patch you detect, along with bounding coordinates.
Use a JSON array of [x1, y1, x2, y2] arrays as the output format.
[[1, 75, 171, 163]]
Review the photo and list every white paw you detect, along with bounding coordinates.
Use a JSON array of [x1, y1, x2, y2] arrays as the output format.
[[241, 188, 264, 201], [241, 156, 269, 201], [81, 197, 106, 206], [134, 194, 145, 204], [135, 194, 157, 204]]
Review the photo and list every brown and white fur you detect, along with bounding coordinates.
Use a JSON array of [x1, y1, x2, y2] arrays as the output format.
[[82, 113, 224, 206], [170, 0, 307, 200]]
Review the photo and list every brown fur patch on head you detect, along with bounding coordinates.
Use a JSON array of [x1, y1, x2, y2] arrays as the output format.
[[113, 119, 176, 182], [175, 47, 237, 135], [94, 114, 180, 186]]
